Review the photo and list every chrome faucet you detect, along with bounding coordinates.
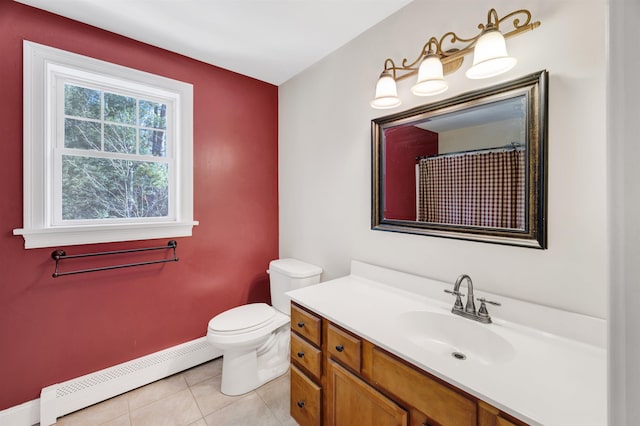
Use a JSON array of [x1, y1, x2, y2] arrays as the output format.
[[444, 274, 501, 324]]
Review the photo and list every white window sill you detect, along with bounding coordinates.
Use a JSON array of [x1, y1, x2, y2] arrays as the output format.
[[13, 221, 199, 249]]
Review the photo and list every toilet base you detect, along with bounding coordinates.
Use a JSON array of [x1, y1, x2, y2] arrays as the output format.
[[219, 325, 290, 396]]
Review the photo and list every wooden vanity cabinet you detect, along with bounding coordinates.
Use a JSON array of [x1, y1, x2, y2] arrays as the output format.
[[290, 302, 528, 426]]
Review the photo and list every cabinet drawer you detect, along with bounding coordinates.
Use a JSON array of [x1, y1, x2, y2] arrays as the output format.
[[291, 364, 321, 426], [291, 304, 322, 346], [327, 324, 362, 373], [371, 348, 476, 426], [291, 332, 322, 380]]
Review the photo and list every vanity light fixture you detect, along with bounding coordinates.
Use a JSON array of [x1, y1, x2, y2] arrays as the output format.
[[370, 8, 540, 109]]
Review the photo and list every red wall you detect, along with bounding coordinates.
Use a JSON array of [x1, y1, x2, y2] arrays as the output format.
[[0, 0, 278, 410], [383, 126, 438, 220]]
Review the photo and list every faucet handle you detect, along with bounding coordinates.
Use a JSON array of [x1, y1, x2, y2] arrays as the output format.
[[476, 297, 501, 322], [477, 297, 501, 306], [444, 289, 465, 311]]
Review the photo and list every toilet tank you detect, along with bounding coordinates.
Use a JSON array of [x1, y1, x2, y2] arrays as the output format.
[[268, 258, 322, 314]]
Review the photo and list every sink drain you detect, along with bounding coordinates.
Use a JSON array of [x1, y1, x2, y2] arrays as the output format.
[[451, 351, 467, 360]]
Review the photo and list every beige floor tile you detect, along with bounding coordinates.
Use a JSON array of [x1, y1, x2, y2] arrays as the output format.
[[128, 374, 188, 411], [203, 393, 281, 426], [189, 375, 243, 417], [130, 388, 201, 426], [43, 360, 295, 426], [100, 413, 131, 426], [255, 371, 292, 423], [56, 394, 129, 426], [183, 358, 223, 386]]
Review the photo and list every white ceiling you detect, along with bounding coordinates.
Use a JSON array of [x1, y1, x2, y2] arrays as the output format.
[[15, 0, 412, 85]]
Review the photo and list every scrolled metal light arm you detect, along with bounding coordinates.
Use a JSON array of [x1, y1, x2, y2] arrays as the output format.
[[380, 8, 540, 82]]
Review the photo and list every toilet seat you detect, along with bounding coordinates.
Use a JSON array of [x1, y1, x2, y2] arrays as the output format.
[[208, 303, 277, 335]]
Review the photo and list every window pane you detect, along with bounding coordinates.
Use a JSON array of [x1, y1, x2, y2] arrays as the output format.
[[104, 92, 136, 124], [139, 100, 167, 129], [64, 118, 101, 150], [105, 124, 136, 154], [64, 85, 101, 119], [62, 155, 169, 220], [139, 129, 167, 157]]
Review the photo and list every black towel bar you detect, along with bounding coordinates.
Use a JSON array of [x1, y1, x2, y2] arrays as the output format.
[[51, 240, 178, 278]]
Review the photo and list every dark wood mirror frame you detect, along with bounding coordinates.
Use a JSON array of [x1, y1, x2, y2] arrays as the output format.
[[371, 70, 548, 248]]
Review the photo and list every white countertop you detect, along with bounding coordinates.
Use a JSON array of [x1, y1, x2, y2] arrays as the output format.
[[287, 261, 607, 426]]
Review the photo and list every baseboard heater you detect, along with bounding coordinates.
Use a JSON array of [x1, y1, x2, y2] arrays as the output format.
[[40, 337, 221, 425]]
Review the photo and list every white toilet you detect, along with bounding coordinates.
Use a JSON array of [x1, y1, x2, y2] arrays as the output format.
[[206, 258, 322, 396]]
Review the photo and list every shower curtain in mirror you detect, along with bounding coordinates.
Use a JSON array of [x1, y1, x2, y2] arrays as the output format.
[[417, 149, 525, 229]]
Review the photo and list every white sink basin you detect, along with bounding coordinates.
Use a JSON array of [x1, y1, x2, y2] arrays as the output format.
[[396, 311, 516, 365]]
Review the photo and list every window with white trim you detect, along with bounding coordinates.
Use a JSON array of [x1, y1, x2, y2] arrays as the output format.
[[15, 41, 198, 248]]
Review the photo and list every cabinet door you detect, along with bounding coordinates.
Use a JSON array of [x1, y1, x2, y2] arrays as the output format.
[[478, 401, 527, 426], [326, 359, 407, 426], [291, 365, 322, 426]]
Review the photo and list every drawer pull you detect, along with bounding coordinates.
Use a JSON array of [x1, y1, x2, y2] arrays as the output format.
[[297, 400, 305, 408], [335, 345, 344, 352], [297, 351, 305, 358], [297, 321, 305, 328]]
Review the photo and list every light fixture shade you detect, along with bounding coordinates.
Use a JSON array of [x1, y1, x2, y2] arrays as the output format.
[[465, 29, 517, 79], [370, 71, 401, 109], [411, 55, 448, 96]]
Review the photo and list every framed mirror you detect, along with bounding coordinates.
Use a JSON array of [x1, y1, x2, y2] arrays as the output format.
[[371, 70, 547, 248]]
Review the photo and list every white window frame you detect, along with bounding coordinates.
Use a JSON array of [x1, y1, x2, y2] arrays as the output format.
[[14, 41, 198, 249]]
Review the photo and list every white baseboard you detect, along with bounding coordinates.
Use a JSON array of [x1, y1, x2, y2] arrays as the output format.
[[0, 337, 221, 426], [0, 398, 40, 426]]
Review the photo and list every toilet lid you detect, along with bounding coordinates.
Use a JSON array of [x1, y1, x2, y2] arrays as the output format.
[[208, 303, 276, 333]]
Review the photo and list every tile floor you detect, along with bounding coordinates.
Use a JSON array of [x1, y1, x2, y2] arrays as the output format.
[[48, 358, 298, 426]]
